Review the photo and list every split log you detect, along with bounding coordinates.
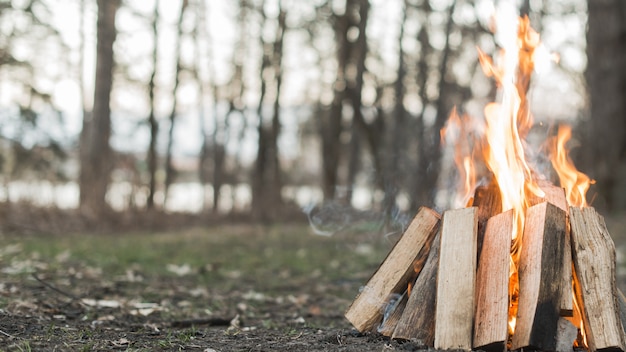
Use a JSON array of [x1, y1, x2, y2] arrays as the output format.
[[392, 230, 442, 344], [377, 291, 408, 336], [473, 210, 513, 352], [530, 180, 573, 316], [511, 202, 566, 351], [345, 207, 440, 332], [434, 207, 478, 351], [570, 206, 626, 352], [472, 180, 502, 262]]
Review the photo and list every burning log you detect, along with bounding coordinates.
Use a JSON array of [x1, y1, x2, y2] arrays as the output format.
[[511, 202, 567, 351], [344, 207, 440, 332], [473, 210, 513, 352], [434, 207, 478, 350], [570, 207, 626, 352], [391, 230, 441, 344], [345, 11, 624, 352]]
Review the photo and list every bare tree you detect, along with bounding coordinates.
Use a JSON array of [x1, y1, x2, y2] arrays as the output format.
[[582, 0, 626, 210], [163, 0, 189, 204], [146, 0, 160, 209], [79, 0, 120, 217], [251, 0, 287, 220]]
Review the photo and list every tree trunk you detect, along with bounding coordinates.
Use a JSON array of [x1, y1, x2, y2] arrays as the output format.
[[320, 6, 350, 202], [384, 0, 409, 219], [146, 0, 159, 210], [582, 0, 626, 211], [252, 4, 286, 220], [163, 0, 188, 205], [79, 0, 119, 218], [414, 1, 456, 209]]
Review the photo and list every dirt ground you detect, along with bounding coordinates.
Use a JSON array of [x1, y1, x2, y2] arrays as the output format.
[[2, 211, 626, 352], [0, 221, 429, 351]]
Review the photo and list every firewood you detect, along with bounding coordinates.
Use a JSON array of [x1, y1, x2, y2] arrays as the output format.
[[434, 207, 478, 351], [344, 207, 441, 332], [473, 210, 513, 352], [511, 202, 566, 351], [392, 230, 442, 344], [570, 206, 626, 352], [555, 317, 578, 352], [530, 180, 573, 316], [472, 180, 502, 261], [376, 291, 408, 336]]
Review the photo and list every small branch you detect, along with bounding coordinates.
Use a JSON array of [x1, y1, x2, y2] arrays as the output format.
[[31, 273, 80, 301], [170, 317, 233, 328], [0, 329, 17, 339]]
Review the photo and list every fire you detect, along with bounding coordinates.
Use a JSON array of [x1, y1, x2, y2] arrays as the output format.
[[441, 8, 593, 346], [549, 125, 595, 208]]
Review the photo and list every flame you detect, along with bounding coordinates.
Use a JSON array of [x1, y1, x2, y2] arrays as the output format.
[[441, 108, 478, 207], [440, 8, 593, 347], [549, 125, 595, 207]]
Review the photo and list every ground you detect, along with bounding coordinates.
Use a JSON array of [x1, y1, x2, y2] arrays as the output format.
[[2, 214, 626, 351], [0, 222, 431, 351]]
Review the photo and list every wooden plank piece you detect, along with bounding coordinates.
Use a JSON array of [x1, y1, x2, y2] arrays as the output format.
[[345, 207, 440, 332], [377, 291, 408, 336], [392, 230, 442, 345], [511, 202, 566, 351], [530, 180, 573, 316], [472, 180, 502, 262], [570, 206, 626, 352], [434, 207, 478, 351], [473, 210, 513, 352]]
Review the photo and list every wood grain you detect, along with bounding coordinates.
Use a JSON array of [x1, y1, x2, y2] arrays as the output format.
[[570, 206, 626, 352], [473, 210, 512, 351], [392, 230, 441, 344], [511, 202, 566, 351], [344, 207, 440, 332], [434, 207, 478, 351]]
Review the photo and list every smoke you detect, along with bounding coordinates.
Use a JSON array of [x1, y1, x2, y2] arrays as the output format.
[[302, 201, 412, 239]]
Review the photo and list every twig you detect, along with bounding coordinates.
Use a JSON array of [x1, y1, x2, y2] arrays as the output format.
[[0, 329, 17, 339], [31, 273, 80, 301], [170, 317, 233, 328]]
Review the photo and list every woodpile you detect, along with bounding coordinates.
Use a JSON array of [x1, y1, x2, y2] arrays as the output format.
[[345, 182, 626, 352]]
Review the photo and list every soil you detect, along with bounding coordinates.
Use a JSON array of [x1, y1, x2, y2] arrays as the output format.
[[0, 265, 425, 351]]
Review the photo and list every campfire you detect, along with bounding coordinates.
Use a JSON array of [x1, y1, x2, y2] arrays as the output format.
[[345, 11, 626, 352]]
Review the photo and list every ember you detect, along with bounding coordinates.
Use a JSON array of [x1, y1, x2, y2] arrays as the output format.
[[345, 8, 626, 352]]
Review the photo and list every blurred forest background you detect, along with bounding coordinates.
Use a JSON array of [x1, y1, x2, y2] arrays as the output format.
[[0, 0, 625, 232]]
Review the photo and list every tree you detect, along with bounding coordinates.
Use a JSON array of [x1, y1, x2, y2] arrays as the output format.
[[581, 0, 626, 211], [251, 0, 287, 220], [79, 0, 120, 217], [146, 0, 160, 209], [163, 0, 189, 205]]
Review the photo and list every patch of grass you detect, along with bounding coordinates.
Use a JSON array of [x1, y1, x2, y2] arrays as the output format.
[[3, 224, 391, 296]]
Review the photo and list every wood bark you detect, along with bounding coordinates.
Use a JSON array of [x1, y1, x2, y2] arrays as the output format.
[[434, 207, 478, 351], [344, 207, 440, 332], [511, 202, 566, 351], [473, 210, 512, 352], [570, 206, 626, 352], [392, 230, 441, 345]]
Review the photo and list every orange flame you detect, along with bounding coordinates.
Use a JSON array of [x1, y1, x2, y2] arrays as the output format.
[[441, 10, 593, 346], [549, 125, 595, 207]]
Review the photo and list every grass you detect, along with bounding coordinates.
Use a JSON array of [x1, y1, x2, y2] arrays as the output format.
[[2, 224, 391, 296]]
